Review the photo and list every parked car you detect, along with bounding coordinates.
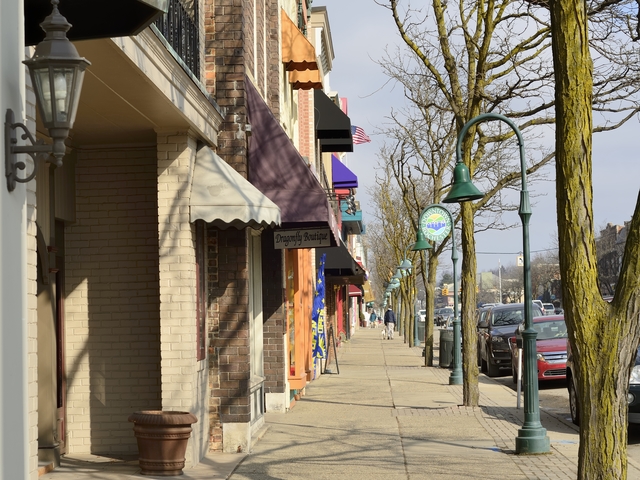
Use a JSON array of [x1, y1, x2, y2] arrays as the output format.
[[419, 309, 426, 322], [435, 307, 453, 326], [477, 303, 544, 377], [542, 303, 555, 315], [509, 315, 568, 384], [566, 343, 640, 425], [475, 305, 493, 365]]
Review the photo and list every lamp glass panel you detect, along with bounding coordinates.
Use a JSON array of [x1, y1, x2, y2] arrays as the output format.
[[33, 68, 54, 123], [66, 68, 85, 125], [52, 68, 75, 123]]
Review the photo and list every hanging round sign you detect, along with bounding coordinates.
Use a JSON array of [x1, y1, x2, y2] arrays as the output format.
[[419, 205, 452, 243]]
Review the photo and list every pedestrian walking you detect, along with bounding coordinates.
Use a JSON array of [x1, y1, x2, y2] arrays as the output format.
[[369, 310, 377, 328], [384, 307, 396, 339]]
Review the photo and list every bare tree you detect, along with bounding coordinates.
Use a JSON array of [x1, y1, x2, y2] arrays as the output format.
[[380, 0, 640, 409]]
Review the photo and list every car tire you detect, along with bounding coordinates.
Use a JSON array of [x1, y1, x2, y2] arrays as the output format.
[[487, 358, 501, 377], [569, 378, 580, 426]]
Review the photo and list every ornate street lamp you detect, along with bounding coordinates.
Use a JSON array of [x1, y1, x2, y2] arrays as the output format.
[[442, 112, 550, 454], [5, 0, 90, 191], [417, 204, 461, 384]]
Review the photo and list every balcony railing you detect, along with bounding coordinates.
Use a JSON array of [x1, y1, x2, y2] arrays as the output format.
[[155, 0, 200, 78]]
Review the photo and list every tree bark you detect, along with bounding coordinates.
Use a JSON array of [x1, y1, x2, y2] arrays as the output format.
[[460, 201, 480, 406], [424, 252, 440, 366], [551, 0, 640, 477]]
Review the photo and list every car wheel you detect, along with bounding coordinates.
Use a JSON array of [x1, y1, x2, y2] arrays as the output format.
[[512, 364, 518, 384], [569, 378, 580, 426], [481, 358, 488, 374], [487, 359, 501, 377]]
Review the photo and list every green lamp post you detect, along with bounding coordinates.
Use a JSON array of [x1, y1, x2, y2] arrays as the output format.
[[442, 112, 550, 454], [417, 204, 461, 385]]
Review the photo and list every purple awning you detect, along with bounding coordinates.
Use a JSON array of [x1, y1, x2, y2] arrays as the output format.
[[246, 77, 340, 246], [331, 155, 358, 189]]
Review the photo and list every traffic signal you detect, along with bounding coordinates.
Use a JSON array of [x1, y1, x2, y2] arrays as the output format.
[[442, 286, 449, 296]]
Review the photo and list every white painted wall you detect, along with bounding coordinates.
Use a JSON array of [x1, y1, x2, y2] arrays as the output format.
[[0, 1, 32, 479]]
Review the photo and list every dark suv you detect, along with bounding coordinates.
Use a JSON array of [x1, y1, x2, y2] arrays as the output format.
[[477, 303, 543, 377]]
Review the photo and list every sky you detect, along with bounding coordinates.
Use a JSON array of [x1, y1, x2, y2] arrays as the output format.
[[318, 0, 639, 273]]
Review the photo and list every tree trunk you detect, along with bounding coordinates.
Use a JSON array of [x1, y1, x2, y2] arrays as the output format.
[[551, 0, 638, 477], [424, 253, 439, 366], [460, 201, 480, 406]]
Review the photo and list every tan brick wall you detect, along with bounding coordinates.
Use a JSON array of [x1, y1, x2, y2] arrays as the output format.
[[64, 147, 161, 454], [156, 130, 199, 410]]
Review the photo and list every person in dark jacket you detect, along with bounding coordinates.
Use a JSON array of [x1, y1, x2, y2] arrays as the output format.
[[384, 307, 396, 340]]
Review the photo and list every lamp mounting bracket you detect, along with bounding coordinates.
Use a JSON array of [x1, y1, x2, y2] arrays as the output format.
[[5, 109, 60, 192]]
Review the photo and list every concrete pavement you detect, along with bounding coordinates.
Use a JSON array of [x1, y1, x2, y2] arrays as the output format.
[[41, 326, 640, 479]]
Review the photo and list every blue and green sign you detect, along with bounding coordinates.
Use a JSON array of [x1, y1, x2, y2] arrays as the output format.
[[419, 205, 452, 243]]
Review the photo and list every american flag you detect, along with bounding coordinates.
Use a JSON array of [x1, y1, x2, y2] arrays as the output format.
[[351, 125, 371, 144]]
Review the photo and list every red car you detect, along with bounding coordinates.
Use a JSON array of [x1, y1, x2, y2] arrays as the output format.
[[510, 315, 568, 384]]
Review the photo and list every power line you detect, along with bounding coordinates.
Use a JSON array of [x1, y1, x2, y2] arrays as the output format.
[[476, 248, 558, 255]]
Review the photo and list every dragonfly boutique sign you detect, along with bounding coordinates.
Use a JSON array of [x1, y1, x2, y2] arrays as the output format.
[[274, 228, 332, 249]]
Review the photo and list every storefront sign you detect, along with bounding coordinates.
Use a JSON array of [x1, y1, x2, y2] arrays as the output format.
[[274, 228, 332, 249]]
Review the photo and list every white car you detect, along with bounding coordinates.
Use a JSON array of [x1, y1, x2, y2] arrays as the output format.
[[542, 303, 555, 315], [419, 309, 426, 322]]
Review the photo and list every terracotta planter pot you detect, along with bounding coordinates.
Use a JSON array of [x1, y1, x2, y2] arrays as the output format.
[[128, 410, 198, 476]]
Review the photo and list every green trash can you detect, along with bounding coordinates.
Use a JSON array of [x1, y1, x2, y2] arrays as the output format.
[[439, 329, 454, 368], [416, 319, 425, 345]]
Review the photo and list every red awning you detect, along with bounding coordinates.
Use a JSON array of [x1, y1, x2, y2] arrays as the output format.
[[349, 285, 363, 297]]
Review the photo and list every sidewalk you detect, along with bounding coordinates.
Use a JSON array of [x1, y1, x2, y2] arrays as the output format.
[[41, 327, 640, 479], [229, 328, 581, 480]]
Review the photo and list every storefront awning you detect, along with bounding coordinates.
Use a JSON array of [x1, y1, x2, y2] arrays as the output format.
[[25, 0, 167, 46], [332, 155, 358, 189], [318, 242, 365, 285], [246, 76, 340, 246], [289, 70, 323, 90], [314, 90, 352, 139], [281, 9, 318, 71], [190, 147, 281, 229], [349, 285, 363, 297], [320, 138, 353, 153]]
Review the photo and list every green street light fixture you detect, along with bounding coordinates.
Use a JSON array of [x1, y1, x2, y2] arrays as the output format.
[[396, 240, 431, 346], [417, 204, 461, 384], [442, 112, 550, 454], [412, 229, 432, 252]]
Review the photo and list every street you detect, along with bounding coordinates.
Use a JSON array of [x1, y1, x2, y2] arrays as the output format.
[[492, 374, 640, 468]]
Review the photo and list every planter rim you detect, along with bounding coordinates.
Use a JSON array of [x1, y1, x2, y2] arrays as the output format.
[[128, 410, 198, 425]]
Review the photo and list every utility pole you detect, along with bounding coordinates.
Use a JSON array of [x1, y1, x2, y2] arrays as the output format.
[[498, 259, 502, 303]]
